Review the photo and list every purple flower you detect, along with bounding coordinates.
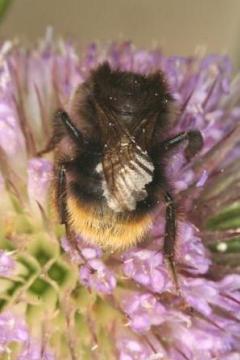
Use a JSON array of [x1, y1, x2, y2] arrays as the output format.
[[0, 311, 55, 359], [18, 340, 55, 360], [27, 158, 53, 207], [61, 235, 102, 264], [0, 250, 16, 276], [62, 235, 115, 294], [0, 311, 28, 352], [121, 292, 166, 332], [122, 249, 170, 293], [117, 336, 152, 360], [80, 258, 117, 294], [0, 103, 24, 156], [122, 221, 211, 299], [0, 35, 240, 359]]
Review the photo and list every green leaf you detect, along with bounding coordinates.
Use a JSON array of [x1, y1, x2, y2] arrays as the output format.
[[0, 0, 13, 22], [207, 202, 240, 254], [209, 237, 240, 253], [207, 203, 240, 230]]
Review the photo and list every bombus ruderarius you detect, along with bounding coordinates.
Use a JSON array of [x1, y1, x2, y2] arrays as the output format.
[[39, 62, 203, 289]]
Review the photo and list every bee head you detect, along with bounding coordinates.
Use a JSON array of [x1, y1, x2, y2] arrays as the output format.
[[90, 62, 173, 133], [70, 62, 174, 153]]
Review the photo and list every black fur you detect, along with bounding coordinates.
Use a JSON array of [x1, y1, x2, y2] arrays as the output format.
[[58, 62, 175, 218]]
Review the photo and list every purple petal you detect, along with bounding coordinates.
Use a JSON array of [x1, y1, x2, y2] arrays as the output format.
[[0, 250, 16, 276], [27, 158, 53, 206]]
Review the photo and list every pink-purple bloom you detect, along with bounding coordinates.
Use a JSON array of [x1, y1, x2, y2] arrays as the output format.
[[27, 158, 53, 208], [79, 259, 117, 294], [0, 250, 16, 276], [0, 311, 28, 350], [0, 33, 240, 358], [122, 249, 170, 293], [117, 336, 152, 360], [18, 340, 55, 360], [0, 311, 54, 359]]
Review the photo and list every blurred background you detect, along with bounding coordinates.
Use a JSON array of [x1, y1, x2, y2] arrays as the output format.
[[1, 0, 240, 67]]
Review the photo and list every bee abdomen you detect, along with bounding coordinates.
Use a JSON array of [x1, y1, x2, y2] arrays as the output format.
[[67, 196, 153, 250]]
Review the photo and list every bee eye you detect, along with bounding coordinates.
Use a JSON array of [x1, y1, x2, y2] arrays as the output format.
[[108, 96, 117, 102], [162, 98, 168, 104]]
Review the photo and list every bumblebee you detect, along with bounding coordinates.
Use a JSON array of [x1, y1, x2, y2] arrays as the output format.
[[39, 62, 203, 288]]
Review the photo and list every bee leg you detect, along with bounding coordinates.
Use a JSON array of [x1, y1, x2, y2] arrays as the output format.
[[163, 192, 194, 312], [56, 165, 67, 225], [37, 110, 83, 156], [56, 164, 82, 259], [37, 137, 56, 156], [163, 191, 180, 294], [184, 130, 203, 161], [161, 130, 203, 160], [36, 111, 62, 156]]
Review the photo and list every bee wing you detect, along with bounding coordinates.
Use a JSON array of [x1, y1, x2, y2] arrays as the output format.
[[96, 137, 154, 212]]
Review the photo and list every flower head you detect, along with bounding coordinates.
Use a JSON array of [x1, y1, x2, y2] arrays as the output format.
[[0, 32, 240, 359]]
